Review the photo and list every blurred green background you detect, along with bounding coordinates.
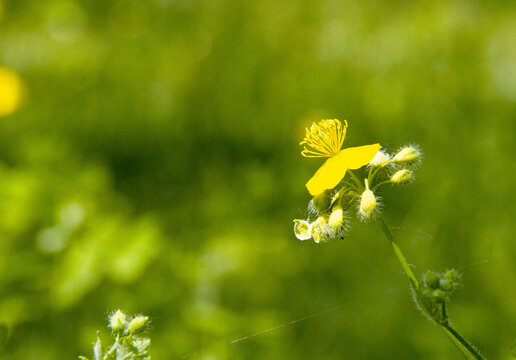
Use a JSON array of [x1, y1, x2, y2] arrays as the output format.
[[0, 0, 515, 358]]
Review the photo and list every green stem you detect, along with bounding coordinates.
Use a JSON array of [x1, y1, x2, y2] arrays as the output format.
[[442, 323, 485, 360], [377, 217, 486, 360], [372, 180, 392, 192], [340, 180, 360, 192], [347, 170, 364, 190], [378, 217, 418, 289], [368, 160, 395, 183]]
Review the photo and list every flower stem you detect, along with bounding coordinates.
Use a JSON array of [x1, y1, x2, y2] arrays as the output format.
[[442, 323, 485, 360], [372, 180, 392, 192], [340, 180, 360, 192], [377, 217, 418, 289], [377, 216, 486, 360], [368, 160, 395, 184], [347, 170, 364, 190]]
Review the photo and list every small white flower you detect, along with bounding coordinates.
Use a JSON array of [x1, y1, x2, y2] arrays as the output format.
[[293, 219, 312, 241]]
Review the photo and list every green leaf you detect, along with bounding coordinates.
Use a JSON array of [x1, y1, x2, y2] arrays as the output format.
[[94, 332, 103, 360]]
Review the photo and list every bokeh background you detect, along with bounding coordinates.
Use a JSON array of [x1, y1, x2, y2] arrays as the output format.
[[0, 0, 515, 359]]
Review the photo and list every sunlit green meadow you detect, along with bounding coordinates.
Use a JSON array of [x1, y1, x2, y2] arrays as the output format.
[[0, 0, 515, 359]]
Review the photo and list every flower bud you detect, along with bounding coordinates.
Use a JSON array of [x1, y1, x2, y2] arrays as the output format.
[[311, 216, 328, 243], [390, 169, 413, 184], [439, 278, 454, 291], [393, 146, 420, 163], [293, 219, 312, 241], [109, 310, 127, 333], [359, 189, 377, 219], [328, 206, 344, 231], [431, 289, 446, 303], [443, 269, 460, 282], [422, 288, 433, 299], [126, 315, 149, 335], [311, 190, 332, 214], [425, 271, 440, 289], [369, 150, 391, 167]]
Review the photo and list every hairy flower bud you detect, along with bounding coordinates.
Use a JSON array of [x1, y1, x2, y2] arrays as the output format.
[[311, 190, 332, 214], [328, 206, 344, 231], [439, 279, 454, 291], [393, 146, 421, 163], [425, 271, 440, 289], [391, 169, 414, 184], [126, 315, 149, 335], [293, 219, 312, 241], [359, 188, 377, 219], [311, 216, 328, 243], [109, 310, 127, 333], [431, 289, 446, 303], [443, 269, 460, 282], [369, 150, 391, 167]]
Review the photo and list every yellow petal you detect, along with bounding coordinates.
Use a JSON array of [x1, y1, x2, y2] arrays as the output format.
[[306, 144, 381, 195]]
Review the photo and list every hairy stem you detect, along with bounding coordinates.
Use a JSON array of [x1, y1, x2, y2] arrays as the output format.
[[377, 217, 486, 360], [442, 323, 485, 360], [378, 217, 418, 289]]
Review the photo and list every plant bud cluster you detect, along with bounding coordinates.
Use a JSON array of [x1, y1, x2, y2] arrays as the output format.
[[294, 190, 351, 243], [418, 269, 462, 324], [294, 145, 422, 243], [108, 310, 150, 336], [422, 269, 461, 300], [81, 310, 151, 360]]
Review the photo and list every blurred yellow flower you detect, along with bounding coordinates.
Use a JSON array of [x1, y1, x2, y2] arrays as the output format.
[[0, 67, 23, 117], [301, 119, 380, 195]]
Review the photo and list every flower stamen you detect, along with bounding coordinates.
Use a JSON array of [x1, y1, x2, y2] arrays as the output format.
[[300, 119, 347, 158]]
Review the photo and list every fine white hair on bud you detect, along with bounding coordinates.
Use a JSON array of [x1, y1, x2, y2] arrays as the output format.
[[328, 206, 344, 231], [369, 150, 391, 167], [126, 315, 150, 335], [311, 215, 328, 243], [109, 309, 127, 333], [359, 180, 378, 220], [393, 145, 421, 163], [293, 219, 312, 241], [359, 189, 377, 219], [391, 169, 414, 184], [309, 190, 332, 214]]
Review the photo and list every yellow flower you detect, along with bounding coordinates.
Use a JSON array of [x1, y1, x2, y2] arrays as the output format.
[[301, 119, 381, 195], [0, 67, 23, 117]]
